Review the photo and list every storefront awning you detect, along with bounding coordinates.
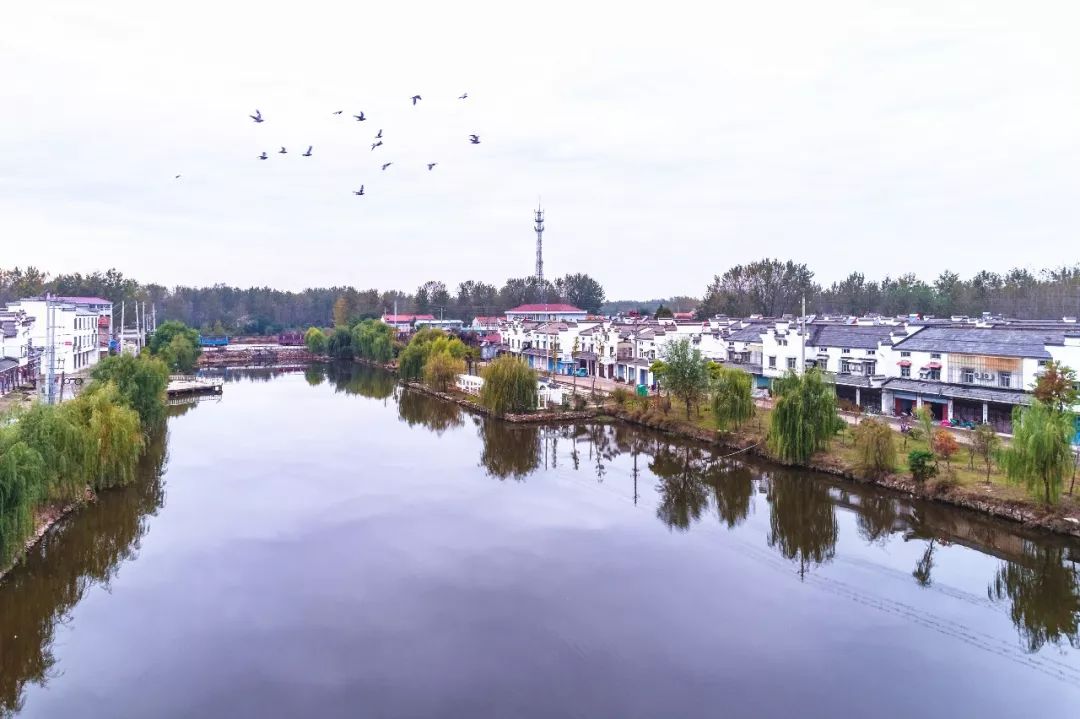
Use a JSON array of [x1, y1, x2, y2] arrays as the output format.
[[897, 360, 911, 367], [925, 361, 942, 369]]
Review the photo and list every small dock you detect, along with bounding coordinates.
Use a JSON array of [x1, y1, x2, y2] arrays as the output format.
[[167, 375, 223, 397]]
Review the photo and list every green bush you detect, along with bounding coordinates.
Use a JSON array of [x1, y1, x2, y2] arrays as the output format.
[[908, 450, 937, 482], [611, 387, 630, 406], [852, 418, 896, 479]]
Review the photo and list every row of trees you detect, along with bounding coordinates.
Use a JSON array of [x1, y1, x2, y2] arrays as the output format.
[[304, 320, 399, 364], [698, 258, 1080, 319], [0, 267, 606, 334], [0, 353, 169, 566]]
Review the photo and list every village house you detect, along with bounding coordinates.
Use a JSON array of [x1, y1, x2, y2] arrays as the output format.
[[380, 313, 436, 333], [5, 298, 102, 374], [504, 303, 587, 323]]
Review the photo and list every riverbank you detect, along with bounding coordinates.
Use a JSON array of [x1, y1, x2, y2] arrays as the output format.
[[390, 367, 1080, 538], [0, 489, 95, 584]]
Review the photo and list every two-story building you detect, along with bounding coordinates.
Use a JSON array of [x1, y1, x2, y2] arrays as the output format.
[[5, 298, 102, 375], [878, 326, 1061, 430]]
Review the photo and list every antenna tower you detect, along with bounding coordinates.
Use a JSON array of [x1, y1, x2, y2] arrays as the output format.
[[534, 203, 545, 303]]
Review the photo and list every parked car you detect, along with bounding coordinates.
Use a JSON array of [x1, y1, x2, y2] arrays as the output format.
[[573, 367, 588, 377]]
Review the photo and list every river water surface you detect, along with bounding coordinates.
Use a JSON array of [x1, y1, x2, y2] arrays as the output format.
[[2, 365, 1080, 718]]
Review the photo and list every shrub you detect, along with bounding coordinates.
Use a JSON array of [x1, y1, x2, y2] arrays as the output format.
[[611, 387, 630, 406], [479, 356, 537, 415], [933, 429, 960, 471], [573, 394, 588, 411], [909, 450, 937, 482], [852, 418, 896, 479]]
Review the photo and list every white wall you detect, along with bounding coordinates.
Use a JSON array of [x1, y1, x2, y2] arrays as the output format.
[[5, 300, 100, 374]]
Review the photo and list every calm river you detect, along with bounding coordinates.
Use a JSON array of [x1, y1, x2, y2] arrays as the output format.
[[2, 364, 1080, 718]]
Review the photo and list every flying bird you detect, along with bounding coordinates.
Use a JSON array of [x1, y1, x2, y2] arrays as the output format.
[[410, 95, 421, 105], [353, 186, 365, 196], [381, 162, 392, 171], [371, 140, 383, 150], [174, 174, 181, 179], [278, 146, 287, 154], [258, 152, 268, 160], [459, 92, 468, 100], [375, 129, 383, 139], [427, 163, 437, 171], [468, 134, 480, 144], [302, 146, 313, 156], [250, 109, 263, 123], [332, 110, 343, 115], [353, 112, 366, 121]]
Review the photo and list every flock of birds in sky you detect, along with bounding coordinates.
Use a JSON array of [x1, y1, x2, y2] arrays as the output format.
[[191, 94, 482, 196]]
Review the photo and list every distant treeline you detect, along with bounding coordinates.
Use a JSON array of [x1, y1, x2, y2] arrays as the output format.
[[6, 259, 1080, 333], [697, 260, 1080, 320], [0, 268, 605, 334]]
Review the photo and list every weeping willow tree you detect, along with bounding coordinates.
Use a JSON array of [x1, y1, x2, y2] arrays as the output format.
[[710, 367, 754, 431], [768, 370, 841, 464], [66, 383, 145, 490], [1001, 400, 1075, 504], [13, 402, 91, 502], [90, 353, 170, 428], [479, 356, 538, 415], [0, 428, 46, 567]]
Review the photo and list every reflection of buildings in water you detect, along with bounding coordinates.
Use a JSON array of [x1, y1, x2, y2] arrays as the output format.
[[0, 427, 169, 716]]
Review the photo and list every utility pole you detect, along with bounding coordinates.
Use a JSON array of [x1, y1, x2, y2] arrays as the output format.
[[120, 302, 126, 354], [45, 294, 56, 404], [800, 295, 806, 375], [534, 203, 545, 304]]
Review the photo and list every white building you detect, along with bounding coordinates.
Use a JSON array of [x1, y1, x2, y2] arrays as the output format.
[[4, 298, 102, 375]]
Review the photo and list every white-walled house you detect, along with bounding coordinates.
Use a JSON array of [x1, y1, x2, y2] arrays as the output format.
[[1, 308, 37, 394], [5, 299, 101, 375], [877, 325, 1073, 431]]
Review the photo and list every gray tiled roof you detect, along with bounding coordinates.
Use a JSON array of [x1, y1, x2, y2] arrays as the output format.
[[809, 324, 894, 350], [0, 358, 19, 372], [726, 325, 767, 342], [892, 326, 1054, 359], [883, 378, 1033, 405]]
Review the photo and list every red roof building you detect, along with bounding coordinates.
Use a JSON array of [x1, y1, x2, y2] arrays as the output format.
[[504, 304, 587, 322]]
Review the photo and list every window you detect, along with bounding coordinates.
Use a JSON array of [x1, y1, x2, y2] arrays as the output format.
[[900, 351, 911, 357], [786, 357, 796, 370], [961, 368, 975, 383], [768, 356, 777, 369], [842, 348, 851, 354], [931, 353, 941, 359], [928, 368, 941, 381], [1038, 360, 1049, 367], [840, 360, 851, 374], [999, 371, 1011, 388], [865, 349, 875, 356], [900, 365, 911, 378], [818, 358, 828, 371]]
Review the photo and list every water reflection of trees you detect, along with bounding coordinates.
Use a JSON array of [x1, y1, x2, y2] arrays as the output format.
[[650, 445, 712, 531], [397, 389, 464, 434], [478, 420, 540, 480], [989, 543, 1080, 653], [325, 362, 395, 400], [766, 475, 838, 578], [0, 427, 169, 716]]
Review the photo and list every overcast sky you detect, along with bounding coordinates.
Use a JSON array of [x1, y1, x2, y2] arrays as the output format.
[[2, 1, 1078, 299]]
